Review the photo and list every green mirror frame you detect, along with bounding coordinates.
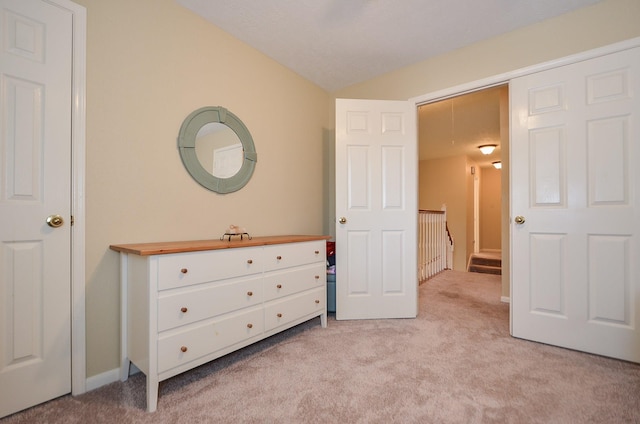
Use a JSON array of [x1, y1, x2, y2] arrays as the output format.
[[178, 106, 257, 193]]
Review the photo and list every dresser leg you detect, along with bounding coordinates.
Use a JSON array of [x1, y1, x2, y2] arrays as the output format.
[[146, 375, 159, 412], [320, 312, 327, 328]]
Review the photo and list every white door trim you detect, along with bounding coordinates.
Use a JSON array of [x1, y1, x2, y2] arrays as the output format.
[[410, 37, 640, 106], [473, 173, 479, 253], [48, 0, 87, 396]]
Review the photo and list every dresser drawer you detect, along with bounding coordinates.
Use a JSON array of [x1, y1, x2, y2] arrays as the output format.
[[264, 287, 325, 332], [262, 241, 324, 272], [157, 247, 262, 290], [157, 276, 263, 332], [157, 306, 264, 373], [263, 263, 325, 302]]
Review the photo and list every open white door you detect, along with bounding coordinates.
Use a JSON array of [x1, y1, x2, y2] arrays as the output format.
[[511, 47, 640, 362], [335, 99, 418, 320], [0, 0, 74, 416]]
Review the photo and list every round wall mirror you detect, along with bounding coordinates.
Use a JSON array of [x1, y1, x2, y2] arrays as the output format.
[[178, 106, 257, 193]]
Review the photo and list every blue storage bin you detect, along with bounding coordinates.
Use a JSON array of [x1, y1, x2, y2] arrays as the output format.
[[326, 273, 336, 312]]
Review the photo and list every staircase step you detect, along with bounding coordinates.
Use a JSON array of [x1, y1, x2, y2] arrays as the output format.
[[469, 257, 501, 267], [468, 264, 502, 275], [467, 252, 502, 275]]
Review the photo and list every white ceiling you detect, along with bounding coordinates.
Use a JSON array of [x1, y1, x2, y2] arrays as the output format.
[[176, 0, 602, 92]]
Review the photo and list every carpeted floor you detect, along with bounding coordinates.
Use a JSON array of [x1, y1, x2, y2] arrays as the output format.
[[3, 270, 639, 423]]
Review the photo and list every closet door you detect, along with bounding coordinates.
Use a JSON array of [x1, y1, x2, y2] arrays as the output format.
[[511, 47, 640, 362], [0, 0, 74, 416]]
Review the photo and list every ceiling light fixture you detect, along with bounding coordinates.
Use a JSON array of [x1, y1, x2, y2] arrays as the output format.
[[492, 161, 502, 169], [479, 144, 497, 155]]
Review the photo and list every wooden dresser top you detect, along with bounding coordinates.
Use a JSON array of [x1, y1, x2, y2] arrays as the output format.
[[110, 235, 331, 256]]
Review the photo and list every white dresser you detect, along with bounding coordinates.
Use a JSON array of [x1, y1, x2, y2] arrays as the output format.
[[110, 235, 329, 412]]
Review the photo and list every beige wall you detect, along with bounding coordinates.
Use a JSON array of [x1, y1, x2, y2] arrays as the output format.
[[419, 156, 471, 271], [75, 0, 640, 379], [479, 167, 502, 250], [74, 0, 332, 377]]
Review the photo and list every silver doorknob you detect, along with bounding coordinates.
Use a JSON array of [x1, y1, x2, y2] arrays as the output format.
[[46, 214, 64, 228], [514, 216, 526, 225], [339, 217, 347, 224]]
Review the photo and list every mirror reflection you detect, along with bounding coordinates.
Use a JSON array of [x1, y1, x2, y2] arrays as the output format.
[[195, 123, 243, 178]]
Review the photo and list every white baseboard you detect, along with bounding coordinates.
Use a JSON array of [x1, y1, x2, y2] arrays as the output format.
[[85, 364, 140, 392], [500, 296, 510, 304], [85, 368, 119, 391]]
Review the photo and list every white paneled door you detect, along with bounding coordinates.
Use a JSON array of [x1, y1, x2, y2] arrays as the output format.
[[335, 99, 418, 320], [511, 47, 640, 362], [0, 0, 73, 417]]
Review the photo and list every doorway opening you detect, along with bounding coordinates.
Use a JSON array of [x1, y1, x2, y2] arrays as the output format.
[[417, 84, 508, 280]]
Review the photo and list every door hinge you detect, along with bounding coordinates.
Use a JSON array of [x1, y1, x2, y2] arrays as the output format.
[[70, 215, 74, 226]]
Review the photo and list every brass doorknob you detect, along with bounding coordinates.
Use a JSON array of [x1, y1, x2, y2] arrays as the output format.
[[514, 216, 526, 224], [46, 214, 64, 228], [339, 217, 347, 224]]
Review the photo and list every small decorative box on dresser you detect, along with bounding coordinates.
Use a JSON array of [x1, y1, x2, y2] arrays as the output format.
[[110, 235, 329, 412]]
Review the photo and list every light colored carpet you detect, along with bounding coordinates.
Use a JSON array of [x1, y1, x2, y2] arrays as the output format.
[[3, 270, 639, 423]]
